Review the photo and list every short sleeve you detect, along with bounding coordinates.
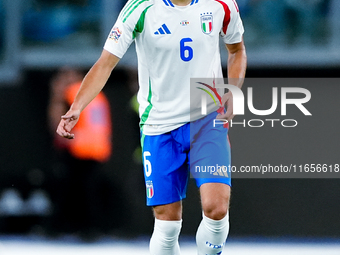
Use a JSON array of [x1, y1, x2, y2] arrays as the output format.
[[104, 1, 154, 58], [220, 0, 244, 44], [103, 16, 134, 59]]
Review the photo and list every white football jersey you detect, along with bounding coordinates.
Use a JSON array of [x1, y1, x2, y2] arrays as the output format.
[[104, 0, 244, 135]]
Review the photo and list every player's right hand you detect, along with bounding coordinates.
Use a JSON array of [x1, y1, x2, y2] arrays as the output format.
[[56, 109, 80, 139]]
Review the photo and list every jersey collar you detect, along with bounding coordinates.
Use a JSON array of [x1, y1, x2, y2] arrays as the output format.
[[162, 0, 200, 7], [162, 0, 175, 7]]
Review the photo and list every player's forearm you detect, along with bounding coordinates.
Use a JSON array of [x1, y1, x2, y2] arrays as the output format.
[[70, 64, 110, 112], [70, 51, 119, 112], [227, 43, 247, 89]]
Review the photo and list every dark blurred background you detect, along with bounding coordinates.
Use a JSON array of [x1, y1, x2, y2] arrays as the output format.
[[0, 0, 339, 240]]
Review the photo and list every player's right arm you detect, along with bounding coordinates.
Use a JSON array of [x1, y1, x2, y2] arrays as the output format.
[[56, 50, 120, 139], [57, 0, 150, 139]]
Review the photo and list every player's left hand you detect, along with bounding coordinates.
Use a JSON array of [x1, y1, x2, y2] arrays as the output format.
[[216, 91, 234, 122]]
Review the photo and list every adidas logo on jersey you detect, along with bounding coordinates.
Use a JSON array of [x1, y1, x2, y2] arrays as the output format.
[[154, 24, 171, 35]]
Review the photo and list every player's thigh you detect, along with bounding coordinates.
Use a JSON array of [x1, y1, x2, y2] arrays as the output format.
[[190, 112, 231, 186], [190, 112, 231, 219], [142, 131, 189, 208]]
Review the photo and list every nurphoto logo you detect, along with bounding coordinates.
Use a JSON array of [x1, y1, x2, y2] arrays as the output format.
[[198, 82, 312, 128]]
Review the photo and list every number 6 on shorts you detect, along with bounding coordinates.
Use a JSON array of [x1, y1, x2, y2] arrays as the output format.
[[143, 151, 152, 177]]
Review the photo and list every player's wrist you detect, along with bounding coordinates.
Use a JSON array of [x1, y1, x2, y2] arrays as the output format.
[[69, 103, 82, 113]]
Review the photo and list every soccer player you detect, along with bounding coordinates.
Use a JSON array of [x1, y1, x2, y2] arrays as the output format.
[[57, 0, 247, 254]]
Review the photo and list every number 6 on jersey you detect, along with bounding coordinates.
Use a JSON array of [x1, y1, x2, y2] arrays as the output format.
[[180, 38, 193, 62], [143, 151, 152, 177]]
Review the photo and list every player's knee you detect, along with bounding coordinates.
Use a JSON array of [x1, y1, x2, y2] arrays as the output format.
[[200, 183, 230, 220], [153, 201, 182, 221], [203, 203, 229, 220]]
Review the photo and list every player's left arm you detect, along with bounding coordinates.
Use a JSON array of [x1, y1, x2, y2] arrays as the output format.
[[217, 39, 247, 121], [226, 38, 247, 87]]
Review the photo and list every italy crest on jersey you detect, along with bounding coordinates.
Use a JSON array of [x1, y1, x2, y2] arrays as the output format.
[[201, 13, 213, 34], [146, 180, 154, 198]]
